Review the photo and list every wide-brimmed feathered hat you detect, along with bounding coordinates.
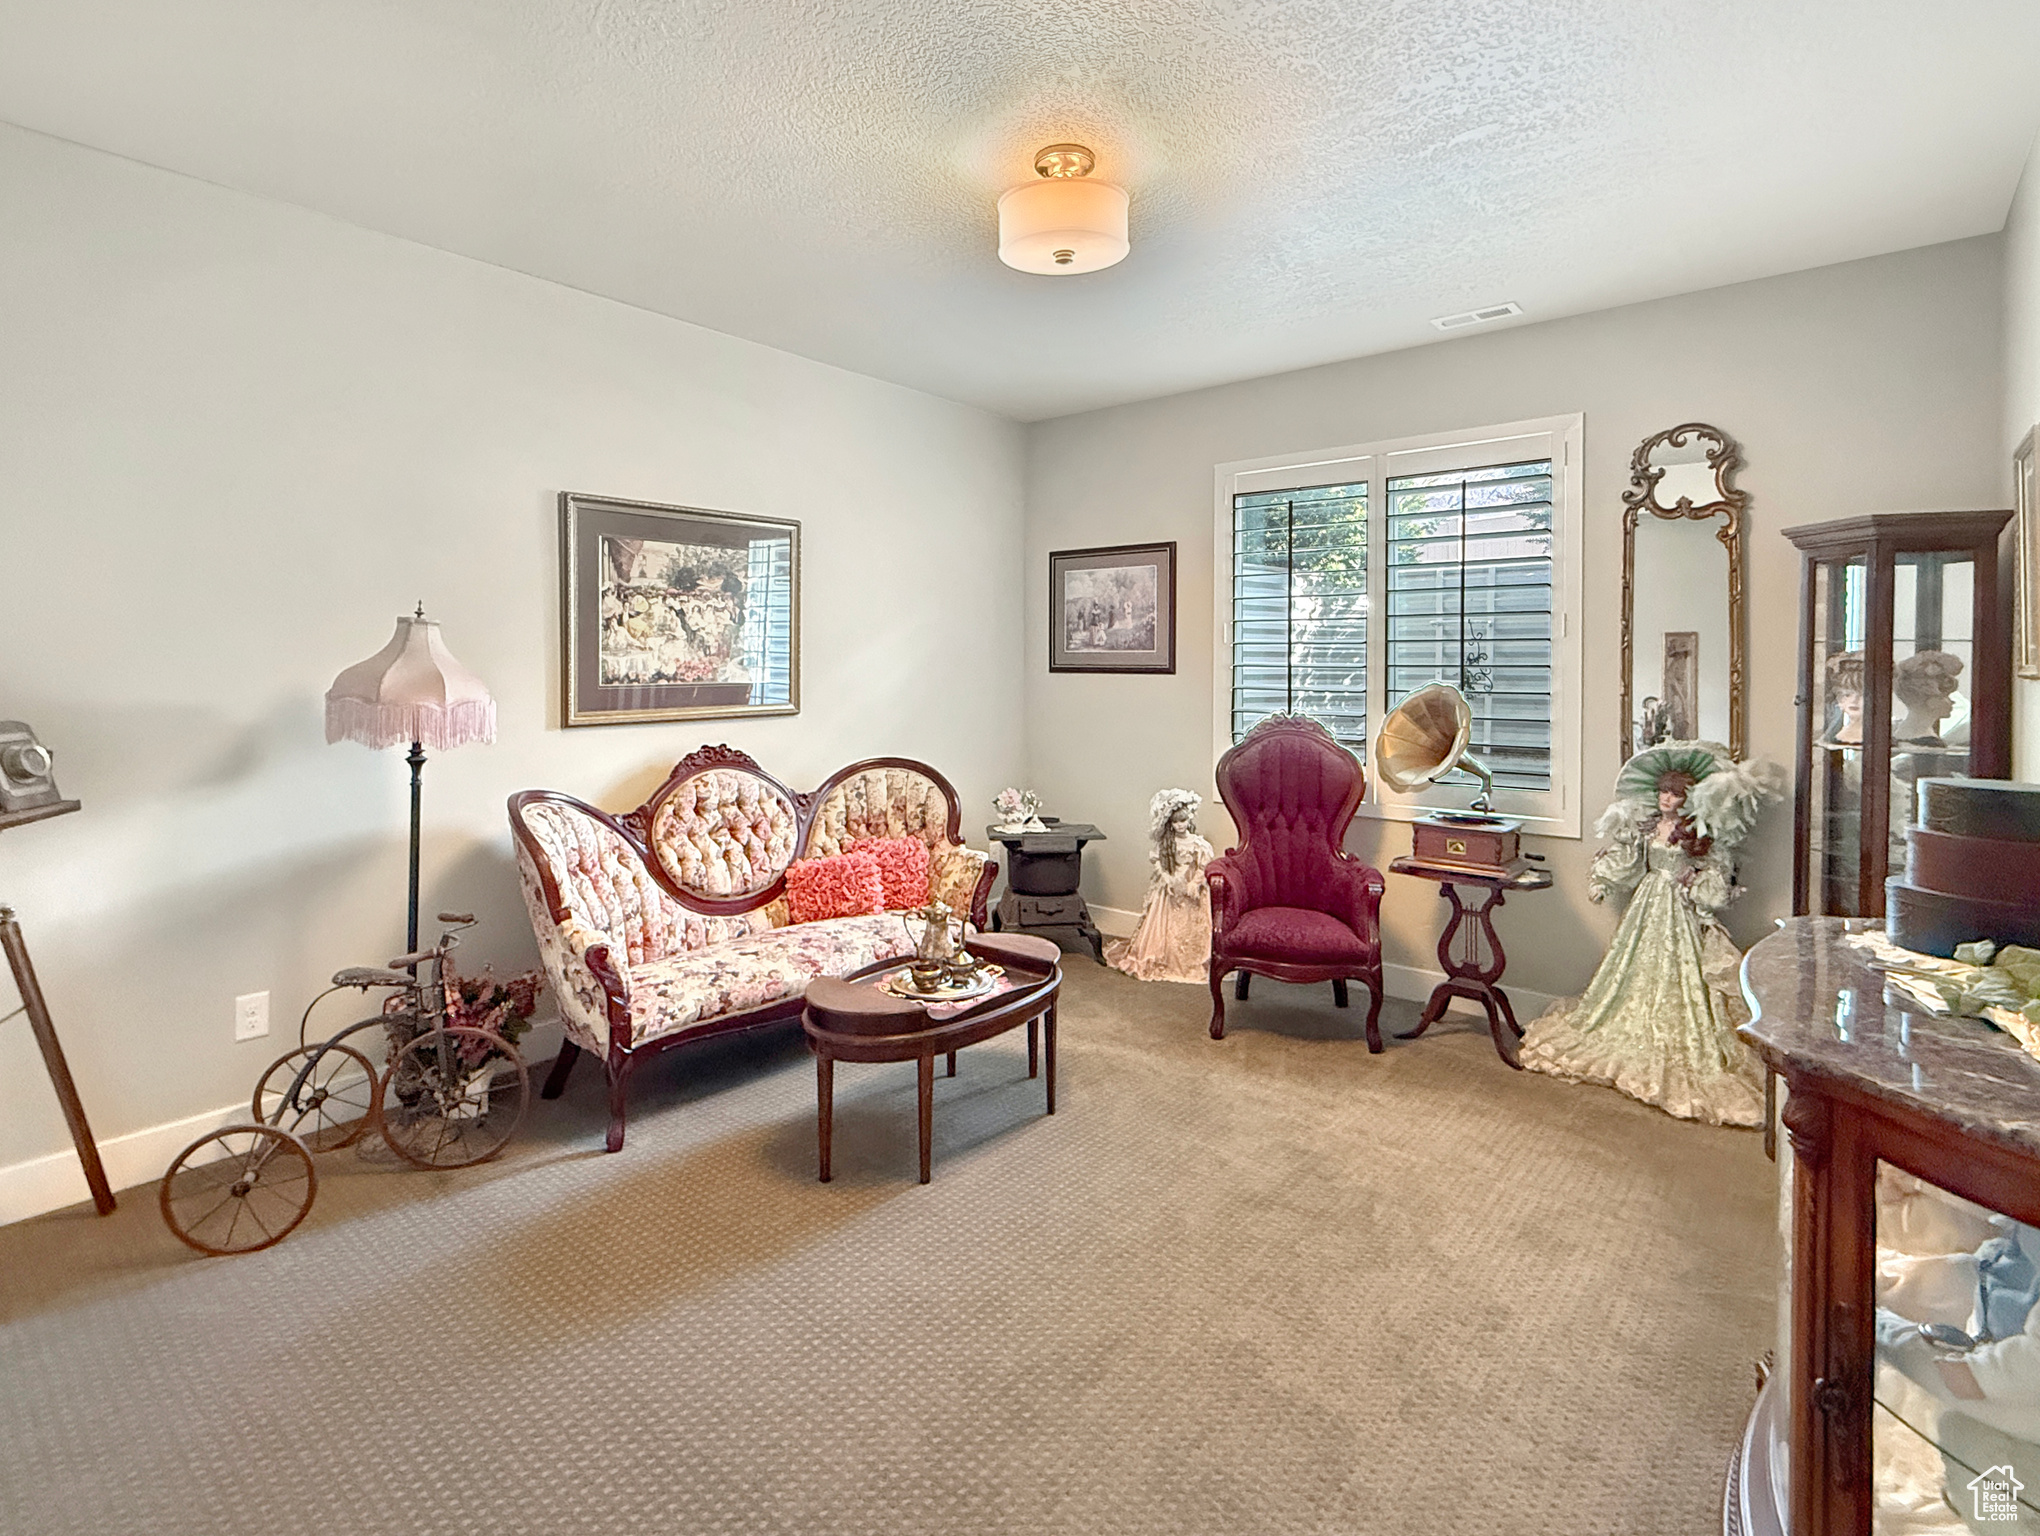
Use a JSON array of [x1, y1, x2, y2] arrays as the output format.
[[1611, 738, 1779, 851], [1614, 740, 1731, 803]]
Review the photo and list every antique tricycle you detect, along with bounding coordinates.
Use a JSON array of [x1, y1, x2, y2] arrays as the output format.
[[158, 912, 534, 1256]]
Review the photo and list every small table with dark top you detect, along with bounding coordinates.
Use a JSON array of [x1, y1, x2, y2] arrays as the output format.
[[986, 821, 1107, 961], [802, 932, 1062, 1184], [1388, 855, 1553, 1069]]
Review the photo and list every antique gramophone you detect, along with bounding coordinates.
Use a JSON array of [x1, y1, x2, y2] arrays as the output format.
[[1373, 682, 1524, 876]]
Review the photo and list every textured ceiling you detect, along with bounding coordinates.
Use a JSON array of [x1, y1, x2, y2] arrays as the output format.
[[2, 1, 2038, 420]]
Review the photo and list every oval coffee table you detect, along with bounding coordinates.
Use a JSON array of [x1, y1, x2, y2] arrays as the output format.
[[803, 931, 1062, 1184]]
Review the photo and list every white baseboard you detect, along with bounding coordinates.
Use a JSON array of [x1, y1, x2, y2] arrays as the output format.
[[1383, 962, 1560, 1022], [1090, 904, 1560, 1020], [1090, 904, 1139, 937], [0, 1024, 568, 1229], [0, 1098, 251, 1227]]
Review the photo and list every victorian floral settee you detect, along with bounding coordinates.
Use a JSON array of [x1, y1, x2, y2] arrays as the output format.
[[509, 748, 996, 1151]]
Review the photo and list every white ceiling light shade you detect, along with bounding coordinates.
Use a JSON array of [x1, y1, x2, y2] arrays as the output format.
[[997, 144, 1129, 275]]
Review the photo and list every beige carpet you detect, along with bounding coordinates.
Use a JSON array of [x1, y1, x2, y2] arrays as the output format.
[[0, 961, 1776, 1536]]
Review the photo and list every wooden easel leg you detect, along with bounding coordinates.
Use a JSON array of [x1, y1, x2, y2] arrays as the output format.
[[1, 906, 115, 1214]]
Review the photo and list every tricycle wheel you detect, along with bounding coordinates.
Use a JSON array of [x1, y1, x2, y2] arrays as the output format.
[[160, 1124, 317, 1256], [379, 1027, 529, 1170], [252, 1041, 381, 1151]]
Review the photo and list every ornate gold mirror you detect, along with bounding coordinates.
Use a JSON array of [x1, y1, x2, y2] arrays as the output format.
[[1620, 422, 1748, 759]]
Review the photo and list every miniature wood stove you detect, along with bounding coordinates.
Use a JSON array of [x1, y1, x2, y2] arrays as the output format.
[[986, 819, 1107, 962]]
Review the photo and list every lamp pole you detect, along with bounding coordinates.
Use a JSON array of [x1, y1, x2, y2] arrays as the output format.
[[407, 740, 425, 954]]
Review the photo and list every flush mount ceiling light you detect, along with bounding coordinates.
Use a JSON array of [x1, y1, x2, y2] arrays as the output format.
[[997, 144, 1129, 275]]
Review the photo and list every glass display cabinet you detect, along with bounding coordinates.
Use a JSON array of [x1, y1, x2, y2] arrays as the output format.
[[1784, 511, 2012, 919], [1736, 919, 2040, 1536]]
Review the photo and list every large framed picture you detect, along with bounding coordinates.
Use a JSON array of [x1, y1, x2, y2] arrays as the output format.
[[561, 492, 799, 727], [2018, 428, 2039, 681], [1048, 541, 1177, 674]]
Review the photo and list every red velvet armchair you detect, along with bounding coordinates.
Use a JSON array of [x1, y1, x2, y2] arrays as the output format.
[[1205, 716, 1386, 1048]]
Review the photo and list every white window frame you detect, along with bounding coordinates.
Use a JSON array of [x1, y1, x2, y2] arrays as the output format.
[[1212, 413, 1585, 838]]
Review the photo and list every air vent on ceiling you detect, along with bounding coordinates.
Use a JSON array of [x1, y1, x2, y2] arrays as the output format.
[[1431, 301, 1523, 332]]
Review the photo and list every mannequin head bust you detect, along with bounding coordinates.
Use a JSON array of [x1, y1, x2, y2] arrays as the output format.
[[1892, 649, 1964, 743], [1826, 650, 1866, 744]]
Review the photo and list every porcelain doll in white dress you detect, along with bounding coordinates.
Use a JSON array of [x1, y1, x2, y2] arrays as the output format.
[[1107, 789, 1215, 984]]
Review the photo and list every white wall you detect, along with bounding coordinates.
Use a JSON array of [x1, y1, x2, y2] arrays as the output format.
[[0, 124, 1026, 1213], [1024, 237, 2006, 1000], [2008, 127, 2040, 777]]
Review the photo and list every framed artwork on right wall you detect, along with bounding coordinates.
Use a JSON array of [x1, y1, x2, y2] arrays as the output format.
[[1048, 541, 1177, 674], [2019, 427, 2039, 681]]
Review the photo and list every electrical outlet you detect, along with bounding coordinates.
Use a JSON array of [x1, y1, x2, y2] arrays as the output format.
[[234, 991, 269, 1042]]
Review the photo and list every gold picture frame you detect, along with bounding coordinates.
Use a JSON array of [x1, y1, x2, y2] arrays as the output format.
[[560, 492, 800, 727], [1618, 422, 1748, 760], [2017, 427, 2039, 682]]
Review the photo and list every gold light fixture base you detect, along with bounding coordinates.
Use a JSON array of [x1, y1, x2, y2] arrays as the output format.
[[998, 142, 1127, 274], [1034, 144, 1095, 179]]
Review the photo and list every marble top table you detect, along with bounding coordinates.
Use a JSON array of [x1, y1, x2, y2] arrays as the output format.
[[1739, 915, 2040, 1165]]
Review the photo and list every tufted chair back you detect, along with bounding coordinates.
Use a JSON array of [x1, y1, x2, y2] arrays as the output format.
[[802, 760, 984, 920], [644, 764, 800, 905], [802, 764, 958, 858], [512, 796, 756, 965], [1213, 716, 1367, 912]]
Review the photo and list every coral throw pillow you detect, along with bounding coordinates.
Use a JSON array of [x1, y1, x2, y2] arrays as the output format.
[[848, 836, 933, 911], [784, 851, 884, 925]]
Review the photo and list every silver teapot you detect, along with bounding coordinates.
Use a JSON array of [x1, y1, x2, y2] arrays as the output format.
[[902, 899, 971, 990]]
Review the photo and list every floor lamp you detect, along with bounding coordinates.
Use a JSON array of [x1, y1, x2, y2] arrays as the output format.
[[325, 606, 496, 953]]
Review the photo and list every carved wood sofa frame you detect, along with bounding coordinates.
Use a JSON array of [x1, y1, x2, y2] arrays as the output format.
[[509, 746, 998, 1152]]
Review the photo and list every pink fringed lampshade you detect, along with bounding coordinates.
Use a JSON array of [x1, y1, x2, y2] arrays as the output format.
[[324, 612, 495, 750]]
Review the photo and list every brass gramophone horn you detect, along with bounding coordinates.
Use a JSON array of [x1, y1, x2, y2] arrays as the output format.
[[1373, 682, 1495, 811]]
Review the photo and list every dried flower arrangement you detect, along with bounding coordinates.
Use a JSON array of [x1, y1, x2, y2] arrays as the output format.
[[443, 968, 544, 1064]]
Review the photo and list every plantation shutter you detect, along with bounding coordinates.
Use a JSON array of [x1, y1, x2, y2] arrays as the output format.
[[1383, 459, 1555, 790], [1229, 482, 1368, 751], [743, 534, 796, 706]]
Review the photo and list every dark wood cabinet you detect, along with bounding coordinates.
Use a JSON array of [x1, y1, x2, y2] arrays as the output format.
[[1782, 511, 2011, 919], [1735, 917, 2040, 1535]]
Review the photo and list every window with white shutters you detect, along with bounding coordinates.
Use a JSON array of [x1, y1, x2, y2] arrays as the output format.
[[1230, 483, 1369, 752], [1215, 416, 1582, 835], [1384, 459, 1554, 791]]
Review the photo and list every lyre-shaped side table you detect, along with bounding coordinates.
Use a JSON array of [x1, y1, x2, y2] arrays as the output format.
[[1388, 855, 1554, 1068]]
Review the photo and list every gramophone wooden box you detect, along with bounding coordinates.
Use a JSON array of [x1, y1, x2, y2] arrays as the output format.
[[1411, 812, 1523, 875]]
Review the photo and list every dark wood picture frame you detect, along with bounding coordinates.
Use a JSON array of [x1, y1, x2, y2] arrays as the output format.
[[560, 491, 800, 728], [1048, 541, 1176, 674]]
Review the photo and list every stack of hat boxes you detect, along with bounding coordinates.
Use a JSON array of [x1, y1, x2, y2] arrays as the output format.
[[1888, 777, 2040, 957]]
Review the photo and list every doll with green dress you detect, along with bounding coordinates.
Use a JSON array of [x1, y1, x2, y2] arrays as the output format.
[[1518, 740, 1780, 1128]]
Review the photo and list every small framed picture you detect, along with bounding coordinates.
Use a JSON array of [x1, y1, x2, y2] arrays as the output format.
[[1049, 541, 1176, 674], [561, 492, 799, 727], [2018, 428, 2039, 681]]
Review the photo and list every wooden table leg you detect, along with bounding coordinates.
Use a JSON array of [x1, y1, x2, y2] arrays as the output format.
[[2, 906, 115, 1214], [1027, 1017, 1038, 1079], [816, 1051, 834, 1183], [1044, 1003, 1057, 1115], [1394, 884, 1524, 1069], [917, 1054, 934, 1184]]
